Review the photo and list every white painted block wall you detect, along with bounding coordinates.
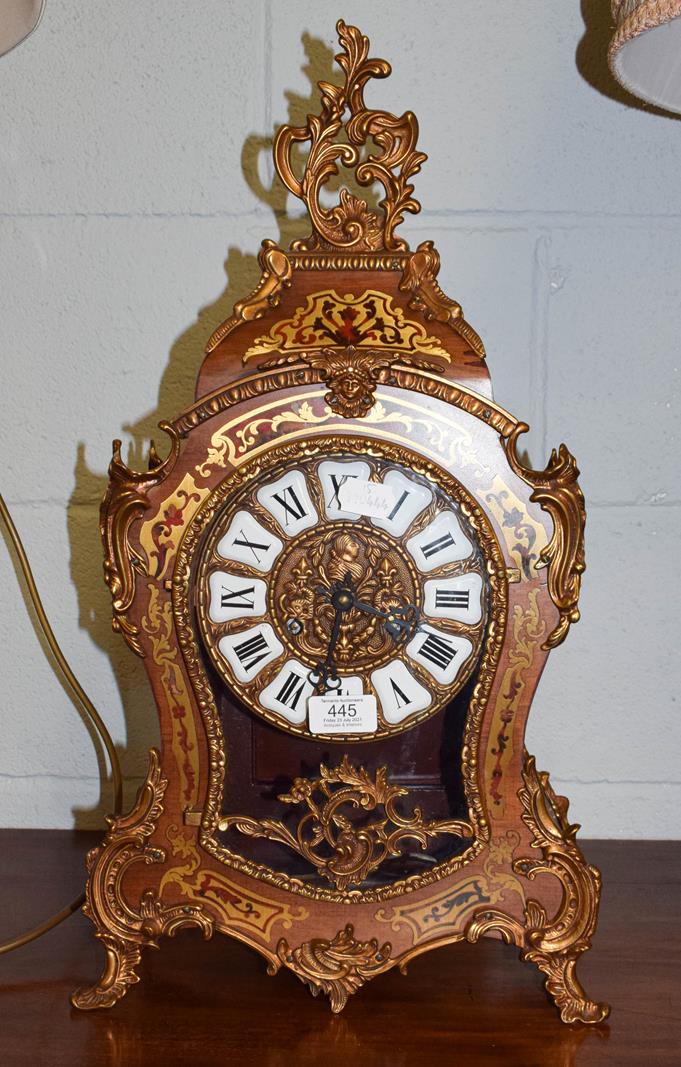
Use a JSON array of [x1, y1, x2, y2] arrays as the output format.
[[0, 1, 679, 836]]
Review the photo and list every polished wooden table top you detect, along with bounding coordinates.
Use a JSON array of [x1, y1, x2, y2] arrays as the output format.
[[0, 832, 679, 1066]]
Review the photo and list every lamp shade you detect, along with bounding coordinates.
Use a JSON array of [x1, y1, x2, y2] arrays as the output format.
[[0, 0, 44, 59], [610, 0, 681, 113]]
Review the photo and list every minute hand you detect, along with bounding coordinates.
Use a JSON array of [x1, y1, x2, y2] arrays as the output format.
[[325, 605, 343, 660], [350, 597, 421, 641], [308, 605, 343, 693], [350, 598, 392, 620]]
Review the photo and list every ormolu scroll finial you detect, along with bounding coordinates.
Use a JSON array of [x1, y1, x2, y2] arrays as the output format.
[[273, 20, 427, 253]]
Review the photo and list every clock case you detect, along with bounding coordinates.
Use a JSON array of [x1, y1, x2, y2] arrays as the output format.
[[72, 22, 608, 1024]]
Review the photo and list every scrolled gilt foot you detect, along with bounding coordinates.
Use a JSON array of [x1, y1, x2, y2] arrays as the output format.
[[523, 945, 610, 1024], [70, 933, 143, 1011]]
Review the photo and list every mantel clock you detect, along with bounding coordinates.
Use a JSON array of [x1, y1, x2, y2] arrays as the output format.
[[72, 22, 609, 1024]]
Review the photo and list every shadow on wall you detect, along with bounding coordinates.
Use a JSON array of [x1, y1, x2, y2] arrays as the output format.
[[576, 0, 681, 121], [65, 4, 677, 827], [66, 32, 341, 828]]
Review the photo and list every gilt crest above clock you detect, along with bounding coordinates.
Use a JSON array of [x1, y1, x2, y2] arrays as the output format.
[[72, 20, 608, 1025]]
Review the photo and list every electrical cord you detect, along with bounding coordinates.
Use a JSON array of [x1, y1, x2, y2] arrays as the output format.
[[0, 491, 122, 953]]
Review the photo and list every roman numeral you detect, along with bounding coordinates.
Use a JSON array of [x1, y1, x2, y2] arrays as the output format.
[[418, 632, 457, 670], [271, 485, 307, 525], [232, 529, 270, 564], [233, 631, 270, 671], [275, 670, 307, 711], [435, 589, 470, 609], [387, 489, 410, 522], [421, 531, 456, 559], [389, 677, 411, 709], [220, 584, 256, 609], [328, 473, 357, 508]]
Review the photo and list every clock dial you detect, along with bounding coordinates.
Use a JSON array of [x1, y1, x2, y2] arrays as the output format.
[[195, 445, 496, 740]]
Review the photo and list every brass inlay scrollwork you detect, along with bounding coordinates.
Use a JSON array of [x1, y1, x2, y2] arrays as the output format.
[[219, 757, 473, 892], [465, 752, 609, 1025], [196, 398, 332, 476], [160, 824, 308, 941], [242, 288, 450, 364], [503, 423, 586, 648], [195, 393, 492, 480], [274, 20, 426, 253], [484, 475, 547, 580], [277, 923, 393, 1012], [101, 424, 180, 656], [141, 585, 199, 807], [138, 473, 208, 581], [376, 831, 524, 940], [485, 589, 546, 813]]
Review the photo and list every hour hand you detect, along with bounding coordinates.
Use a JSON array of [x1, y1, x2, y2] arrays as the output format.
[[350, 597, 389, 619]]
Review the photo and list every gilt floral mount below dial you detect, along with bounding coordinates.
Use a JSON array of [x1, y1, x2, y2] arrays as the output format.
[[195, 443, 495, 740]]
